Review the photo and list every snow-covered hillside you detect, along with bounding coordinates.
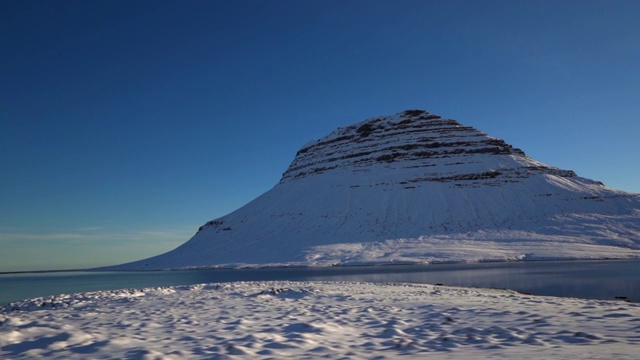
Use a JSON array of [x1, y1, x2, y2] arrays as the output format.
[[108, 110, 640, 270]]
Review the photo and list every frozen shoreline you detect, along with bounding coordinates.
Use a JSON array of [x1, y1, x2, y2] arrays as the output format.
[[106, 253, 640, 271], [2, 281, 639, 359]]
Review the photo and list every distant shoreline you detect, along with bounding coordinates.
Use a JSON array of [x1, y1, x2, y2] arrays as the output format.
[[0, 269, 87, 276], [3, 256, 638, 275]]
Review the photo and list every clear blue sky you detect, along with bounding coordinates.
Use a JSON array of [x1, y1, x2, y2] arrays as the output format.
[[1, 0, 639, 272]]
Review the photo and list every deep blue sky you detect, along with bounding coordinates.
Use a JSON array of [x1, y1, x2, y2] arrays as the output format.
[[1, 0, 639, 271]]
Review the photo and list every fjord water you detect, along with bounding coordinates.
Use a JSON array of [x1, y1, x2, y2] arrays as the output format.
[[1, 260, 639, 306]]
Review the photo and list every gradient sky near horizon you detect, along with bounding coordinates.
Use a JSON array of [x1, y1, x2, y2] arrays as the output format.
[[1, 0, 639, 272]]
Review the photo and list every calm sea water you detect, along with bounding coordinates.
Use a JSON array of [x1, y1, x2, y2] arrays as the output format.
[[1, 260, 639, 306]]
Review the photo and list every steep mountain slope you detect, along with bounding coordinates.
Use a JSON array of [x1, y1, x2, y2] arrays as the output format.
[[110, 110, 640, 270]]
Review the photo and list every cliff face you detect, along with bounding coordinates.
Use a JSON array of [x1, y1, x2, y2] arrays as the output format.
[[279, 109, 578, 187], [108, 110, 640, 270], [283, 109, 527, 182]]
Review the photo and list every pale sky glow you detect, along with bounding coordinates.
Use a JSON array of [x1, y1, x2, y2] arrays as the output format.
[[1, 0, 639, 271]]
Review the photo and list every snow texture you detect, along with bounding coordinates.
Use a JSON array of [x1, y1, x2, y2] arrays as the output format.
[[2, 281, 639, 359], [108, 110, 640, 270]]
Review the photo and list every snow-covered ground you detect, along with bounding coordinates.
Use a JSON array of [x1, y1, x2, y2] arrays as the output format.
[[2, 281, 639, 359]]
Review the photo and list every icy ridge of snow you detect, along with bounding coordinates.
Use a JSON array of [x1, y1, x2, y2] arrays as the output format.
[[106, 110, 640, 270]]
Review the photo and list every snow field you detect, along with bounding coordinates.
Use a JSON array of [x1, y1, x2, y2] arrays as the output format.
[[2, 281, 639, 359]]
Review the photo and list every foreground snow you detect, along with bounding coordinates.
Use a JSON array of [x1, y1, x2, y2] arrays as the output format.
[[2, 281, 639, 359]]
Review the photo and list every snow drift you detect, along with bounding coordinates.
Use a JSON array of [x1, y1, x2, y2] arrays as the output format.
[[108, 110, 640, 270]]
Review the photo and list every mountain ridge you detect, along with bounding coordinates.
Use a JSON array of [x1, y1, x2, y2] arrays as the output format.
[[106, 110, 640, 270]]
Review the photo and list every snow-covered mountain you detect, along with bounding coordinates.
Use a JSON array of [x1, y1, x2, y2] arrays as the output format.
[[109, 110, 640, 270]]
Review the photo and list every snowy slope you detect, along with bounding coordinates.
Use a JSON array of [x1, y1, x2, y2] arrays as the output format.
[[109, 110, 640, 270]]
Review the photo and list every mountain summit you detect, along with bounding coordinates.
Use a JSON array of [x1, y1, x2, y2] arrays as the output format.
[[112, 110, 640, 270]]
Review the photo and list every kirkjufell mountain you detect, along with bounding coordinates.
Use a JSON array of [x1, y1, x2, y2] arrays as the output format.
[[111, 110, 640, 270]]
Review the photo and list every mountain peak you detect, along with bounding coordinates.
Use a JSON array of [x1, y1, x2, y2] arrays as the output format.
[[108, 109, 640, 270], [281, 110, 549, 187]]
